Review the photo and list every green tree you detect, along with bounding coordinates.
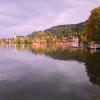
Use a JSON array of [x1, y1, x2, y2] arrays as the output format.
[[62, 28, 72, 37], [16, 38, 22, 44], [36, 31, 47, 40], [24, 37, 33, 44]]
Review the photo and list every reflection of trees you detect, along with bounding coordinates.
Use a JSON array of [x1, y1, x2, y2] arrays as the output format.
[[84, 52, 100, 86], [31, 44, 47, 55], [33, 44, 100, 87], [46, 47, 100, 86], [16, 44, 33, 51], [1, 44, 100, 86], [46, 47, 87, 61]]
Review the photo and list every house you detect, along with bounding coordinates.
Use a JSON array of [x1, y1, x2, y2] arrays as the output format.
[[68, 35, 79, 47]]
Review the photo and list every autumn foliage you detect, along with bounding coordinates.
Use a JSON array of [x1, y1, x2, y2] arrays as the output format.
[[83, 6, 100, 43]]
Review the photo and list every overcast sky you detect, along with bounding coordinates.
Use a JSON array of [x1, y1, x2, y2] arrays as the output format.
[[0, 0, 100, 37]]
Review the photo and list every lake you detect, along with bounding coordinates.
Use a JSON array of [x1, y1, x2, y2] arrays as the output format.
[[0, 44, 100, 100]]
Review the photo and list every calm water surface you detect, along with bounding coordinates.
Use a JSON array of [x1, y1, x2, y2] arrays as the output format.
[[0, 44, 100, 100]]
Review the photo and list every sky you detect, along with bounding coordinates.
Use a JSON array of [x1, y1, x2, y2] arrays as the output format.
[[0, 0, 100, 37]]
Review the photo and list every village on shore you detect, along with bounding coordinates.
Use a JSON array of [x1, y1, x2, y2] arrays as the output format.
[[0, 31, 99, 50], [0, 32, 82, 48]]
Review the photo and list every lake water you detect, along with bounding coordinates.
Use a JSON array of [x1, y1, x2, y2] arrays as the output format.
[[0, 44, 100, 100]]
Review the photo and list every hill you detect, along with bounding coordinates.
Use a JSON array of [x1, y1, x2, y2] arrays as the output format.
[[45, 22, 85, 35], [28, 22, 85, 37]]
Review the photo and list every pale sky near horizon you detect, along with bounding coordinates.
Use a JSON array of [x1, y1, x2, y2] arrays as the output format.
[[0, 0, 100, 37]]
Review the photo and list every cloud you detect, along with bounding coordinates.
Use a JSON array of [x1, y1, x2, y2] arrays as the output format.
[[0, 0, 100, 37]]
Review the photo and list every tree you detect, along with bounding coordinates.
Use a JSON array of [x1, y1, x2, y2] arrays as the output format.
[[36, 31, 47, 40], [83, 7, 100, 43], [62, 28, 72, 37], [16, 38, 22, 44], [24, 37, 33, 44]]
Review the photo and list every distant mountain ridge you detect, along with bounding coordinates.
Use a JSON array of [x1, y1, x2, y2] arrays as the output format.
[[28, 22, 85, 37], [45, 22, 85, 34]]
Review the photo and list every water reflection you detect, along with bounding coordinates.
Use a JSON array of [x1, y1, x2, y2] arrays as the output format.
[[1, 43, 100, 87], [0, 43, 100, 100]]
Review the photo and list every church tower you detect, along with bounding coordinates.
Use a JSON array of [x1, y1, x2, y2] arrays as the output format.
[[14, 32, 16, 41]]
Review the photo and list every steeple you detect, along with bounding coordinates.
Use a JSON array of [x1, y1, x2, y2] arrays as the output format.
[[14, 32, 16, 40]]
